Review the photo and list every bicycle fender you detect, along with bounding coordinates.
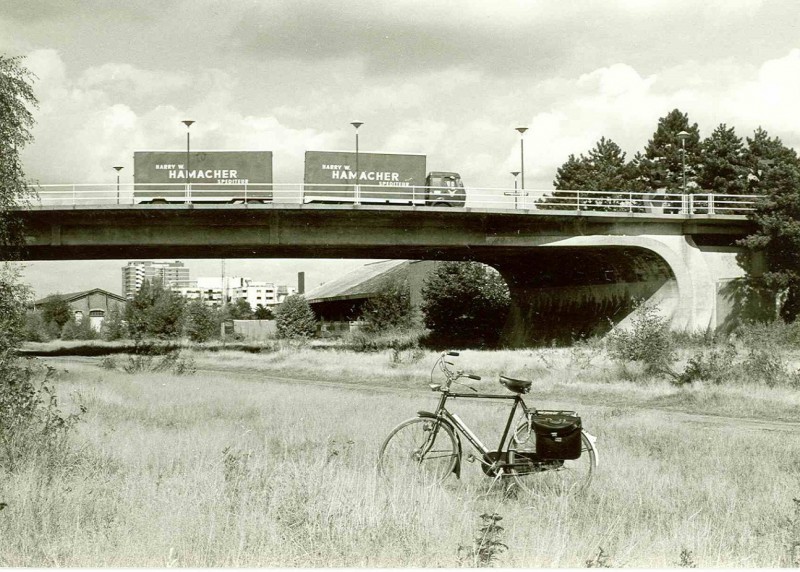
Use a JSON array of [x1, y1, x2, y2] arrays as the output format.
[[416, 411, 463, 479], [583, 430, 599, 468]]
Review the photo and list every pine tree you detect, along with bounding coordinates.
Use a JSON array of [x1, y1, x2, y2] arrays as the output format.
[[547, 137, 638, 211], [744, 127, 800, 194], [699, 124, 748, 195], [634, 109, 701, 194]]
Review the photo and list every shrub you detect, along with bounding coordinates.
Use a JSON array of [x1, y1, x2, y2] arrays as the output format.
[[741, 348, 798, 388], [60, 314, 97, 341], [606, 301, 676, 375], [122, 343, 196, 376], [185, 299, 218, 342], [275, 295, 316, 340], [22, 310, 52, 342], [420, 261, 510, 348], [360, 279, 414, 333], [344, 327, 426, 354], [100, 305, 128, 341], [675, 343, 738, 385]]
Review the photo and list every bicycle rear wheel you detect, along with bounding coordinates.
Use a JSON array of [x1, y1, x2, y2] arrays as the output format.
[[378, 417, 458, 484], [506, 422, 596, 495]]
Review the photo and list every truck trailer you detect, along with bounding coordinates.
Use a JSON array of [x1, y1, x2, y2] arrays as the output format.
[[303, 150, 465, 207], [133, 150, 273, 204]]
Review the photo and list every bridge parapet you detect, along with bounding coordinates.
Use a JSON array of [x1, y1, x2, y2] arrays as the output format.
[[26, 183, 758, 219]]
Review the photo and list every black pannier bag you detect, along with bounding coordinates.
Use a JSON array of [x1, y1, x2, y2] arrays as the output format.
[[530, 411, 582, 460]]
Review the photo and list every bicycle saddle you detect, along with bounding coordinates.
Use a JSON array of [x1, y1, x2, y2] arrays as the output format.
[[499, 375, 532, 394]]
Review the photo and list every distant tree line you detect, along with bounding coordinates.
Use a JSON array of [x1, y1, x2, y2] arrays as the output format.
[[23, 280, 278, 343]]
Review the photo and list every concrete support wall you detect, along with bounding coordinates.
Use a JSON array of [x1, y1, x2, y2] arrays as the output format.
[[489, 234, 749, 346]]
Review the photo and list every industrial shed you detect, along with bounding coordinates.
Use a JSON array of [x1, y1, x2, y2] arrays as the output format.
[[304, 260, 437, 326], [34, 288, 127, 331]]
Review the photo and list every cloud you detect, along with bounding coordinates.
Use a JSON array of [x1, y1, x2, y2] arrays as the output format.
[[19, 50, 343, 184]]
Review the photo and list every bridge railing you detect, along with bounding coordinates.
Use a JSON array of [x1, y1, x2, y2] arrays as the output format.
[[26, 183, 759, 217]]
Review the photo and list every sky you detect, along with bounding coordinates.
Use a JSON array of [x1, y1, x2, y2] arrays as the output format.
[[4, 0, 800, 298]]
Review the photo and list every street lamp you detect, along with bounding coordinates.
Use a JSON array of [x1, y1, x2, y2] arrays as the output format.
[[504, 170, 523, 209], [515, 127, 528, 190], [113, 166, 123, 205], [677, 130, 689, 194], [351, 121, 363, 204], [182, 120, 195, 202]]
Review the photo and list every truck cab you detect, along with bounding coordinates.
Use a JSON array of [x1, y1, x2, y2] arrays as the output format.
[[425, 171, 465, 207]]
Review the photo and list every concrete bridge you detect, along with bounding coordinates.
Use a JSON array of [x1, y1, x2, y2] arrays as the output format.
[[9, 195, 758, 345]]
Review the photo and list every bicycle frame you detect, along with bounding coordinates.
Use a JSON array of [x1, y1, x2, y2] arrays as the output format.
[[427, 387, 530, 463]]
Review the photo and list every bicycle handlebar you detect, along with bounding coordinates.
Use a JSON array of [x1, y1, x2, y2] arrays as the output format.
[[434, 351, 481, 388]]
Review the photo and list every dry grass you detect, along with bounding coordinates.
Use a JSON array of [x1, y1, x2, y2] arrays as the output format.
[[1, 352, 799, 567]]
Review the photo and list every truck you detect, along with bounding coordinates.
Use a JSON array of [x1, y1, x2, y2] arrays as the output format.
[[302, 150, 465, 207], [133, 150, 273, 204]]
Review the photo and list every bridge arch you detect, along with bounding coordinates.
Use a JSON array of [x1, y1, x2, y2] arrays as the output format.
[[478, 234, 710, 346]]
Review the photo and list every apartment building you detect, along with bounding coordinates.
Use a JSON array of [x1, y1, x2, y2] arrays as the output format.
[[176, 276, 296, 309], [122, 261, 191, 298]]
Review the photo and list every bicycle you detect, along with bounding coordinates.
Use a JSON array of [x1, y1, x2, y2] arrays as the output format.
[[377, 351, 598, 495]]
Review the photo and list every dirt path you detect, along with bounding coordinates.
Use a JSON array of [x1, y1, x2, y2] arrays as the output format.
[[43, 356, 800, 434]]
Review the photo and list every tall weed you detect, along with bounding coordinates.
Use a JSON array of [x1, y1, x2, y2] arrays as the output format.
[[0, 360, 85, 473], [606, 302, 676, 376]]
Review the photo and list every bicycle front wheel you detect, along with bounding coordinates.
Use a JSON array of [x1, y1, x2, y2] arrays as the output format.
[[506, 423, 596, 495], [378, 417, 458, 484]]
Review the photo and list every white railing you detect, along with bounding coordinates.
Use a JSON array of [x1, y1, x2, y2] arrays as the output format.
[[25, 183, 759, 217]]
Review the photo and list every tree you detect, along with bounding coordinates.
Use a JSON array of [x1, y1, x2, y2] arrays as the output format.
[[698, 124, 749, 195], [227, 298, 254, 320], [254, 304, 274, 320], [420, 261, 510, 347], [100, 305, 128, 341], [185, 299, 218, 342], [633, 109, 702, 194], [360, 278, 414, 332], [739, 161, 800, 321], [1, 55, 37, 255], [744, 127, 800, 195], [40, 294, 72, 329], [0, 57, 82, 473], [22, 310, 51, 342], [124, 279, 185, 340], [547, 137, 640, 211], [146, 283, 185, 339], [275, 295, 317, 339], [60, 315, 97, 341]]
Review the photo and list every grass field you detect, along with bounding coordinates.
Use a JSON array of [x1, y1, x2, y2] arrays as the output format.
[[1, 349, 799, 567]]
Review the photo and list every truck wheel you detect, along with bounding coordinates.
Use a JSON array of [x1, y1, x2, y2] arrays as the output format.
[[431, 202, 452, 208]]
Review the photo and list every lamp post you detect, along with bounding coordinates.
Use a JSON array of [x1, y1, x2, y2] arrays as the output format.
[[113, 166, 123, 205], [182, 120, 195, 202], [351, 121, 363, 205], [515, 127, 528, 190], [504, 171, 523, 209], [677, 130, 689, 194]]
